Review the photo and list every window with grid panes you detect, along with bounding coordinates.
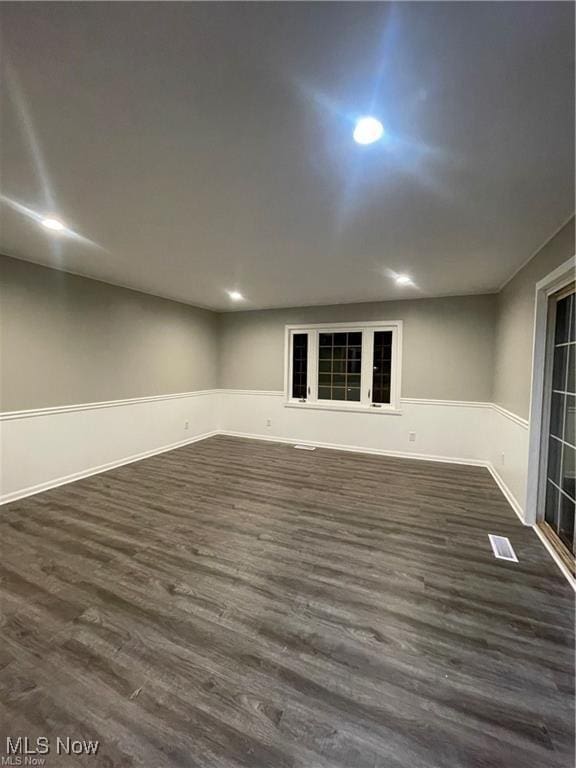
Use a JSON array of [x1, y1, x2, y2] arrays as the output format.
[[286, 322, 401, 410]]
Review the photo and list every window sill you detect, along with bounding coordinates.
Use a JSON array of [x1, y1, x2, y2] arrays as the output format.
[[283, 401, 402, 415]]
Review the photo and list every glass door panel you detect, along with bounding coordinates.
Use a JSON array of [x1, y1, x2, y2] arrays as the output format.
[[543, 285, 575, 555]]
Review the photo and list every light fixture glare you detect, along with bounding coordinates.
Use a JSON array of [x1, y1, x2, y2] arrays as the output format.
[[41, 217, 65, 231], [353, 116, 384, 145], [395, 274, 412, 285], [227, 290, 244, 301]]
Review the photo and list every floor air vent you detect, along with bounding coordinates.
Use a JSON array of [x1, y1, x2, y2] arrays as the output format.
[[488, 534, 518, 563], [293, 444, 316, 451]]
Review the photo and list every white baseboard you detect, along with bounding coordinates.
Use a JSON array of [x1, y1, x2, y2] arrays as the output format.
[[0, 390, 220, 503], [0, 430, 219, 505], [532, 524, 576, 591], [219, 429, 490, 467], [485, 463, 525, 524]]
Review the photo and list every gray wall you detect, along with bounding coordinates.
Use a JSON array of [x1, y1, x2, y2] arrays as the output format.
[[218, 294, 498, 402], [492, 217, 575, 419], [4, 216, 573, 416], [0, 256, 219, 411]]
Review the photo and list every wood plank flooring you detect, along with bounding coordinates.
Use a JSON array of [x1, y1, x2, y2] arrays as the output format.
[[0, 434, 573, 768]]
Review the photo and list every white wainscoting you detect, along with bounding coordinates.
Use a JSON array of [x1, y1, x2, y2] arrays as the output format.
[[217, 391, 534, 525], [0, 391, 219, 504], [0, 389, 530, 526], [486, 405, 530, 521], [218, 391, 492, 464], [2, 388, 566, 583]]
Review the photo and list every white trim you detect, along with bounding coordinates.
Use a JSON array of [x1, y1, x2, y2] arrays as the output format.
[[401, 397, 490, 409], [535, 254, 576, 292], [532, 524, 576, 592], [491, 404, 529, 429], [284, 402, 403, 415], [285, 320, 403, 331], [0, 430, 219, 505], [218, 429, 489, 467], [0, 389, 218, 421], [485, 463, 525, 523], [526, 254, 576, 526], [284, 320, 403, 411], [214, 389, 284, 397], [0, 392, 531, 424]]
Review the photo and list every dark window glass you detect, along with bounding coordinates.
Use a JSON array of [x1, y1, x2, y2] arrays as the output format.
[[564, 395, 575, 447], [561, 444, 575, 501], [550, 392, 564, 439], [544, 288, 575, 556], [372, 331, 393, 404], [291, 334, 308, 399], [559, 493, 575, 553], [567, 344, 575, 394], [548, 436, 561, 485], [544, 481, 559, 529], [555, 295, 572, 344], [552, 346, 568, 391], [317, 332, 363, 402]]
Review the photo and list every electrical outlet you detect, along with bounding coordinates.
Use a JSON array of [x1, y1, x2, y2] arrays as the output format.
[[184, 420, 189, 431], [409, 432, 416, 442], [266, 418, 272, 427]]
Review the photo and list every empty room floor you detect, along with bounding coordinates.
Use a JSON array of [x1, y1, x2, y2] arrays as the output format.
[[0, 435, 573, 768]]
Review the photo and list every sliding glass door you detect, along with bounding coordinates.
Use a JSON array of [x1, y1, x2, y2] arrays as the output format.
[[542, 283, 575, 561]]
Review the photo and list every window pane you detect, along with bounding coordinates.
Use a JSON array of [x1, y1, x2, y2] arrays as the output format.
[[332, 359, 346, 373], [559, 493, 575, 553], [291, 334, 308, 399], [372, 331, 393, 404], [544, 481, 559, 529], [561, 444, 575, 501], [548, 437, 561, 485], [555, 295, 572, 344], [552, 346, 568, 391], [348, 346, 362, 361], [567, 344, 575, 394], [550, 392, 564, 438], [565, 395, 575, 446], [316, 331, 363, 402], [347, 360, 361, 374]]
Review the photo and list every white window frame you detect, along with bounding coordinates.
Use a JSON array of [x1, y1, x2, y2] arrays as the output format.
[[283, 320, 403, 414]]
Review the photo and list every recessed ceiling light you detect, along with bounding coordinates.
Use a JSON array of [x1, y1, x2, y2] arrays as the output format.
[[353, 116, 384, 145], [395, 274, 412, 285], [41, 217, 65, 231], [227, 290, 244, 301]]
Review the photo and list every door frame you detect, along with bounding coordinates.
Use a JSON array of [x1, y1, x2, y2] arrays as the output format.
[[526, 255, 576, 527]]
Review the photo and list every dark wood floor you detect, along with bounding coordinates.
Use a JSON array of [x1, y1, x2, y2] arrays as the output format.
[[0, 435, 573, 768]]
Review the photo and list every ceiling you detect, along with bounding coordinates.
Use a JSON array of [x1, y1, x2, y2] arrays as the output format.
[[1, 2, 574, 311]]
